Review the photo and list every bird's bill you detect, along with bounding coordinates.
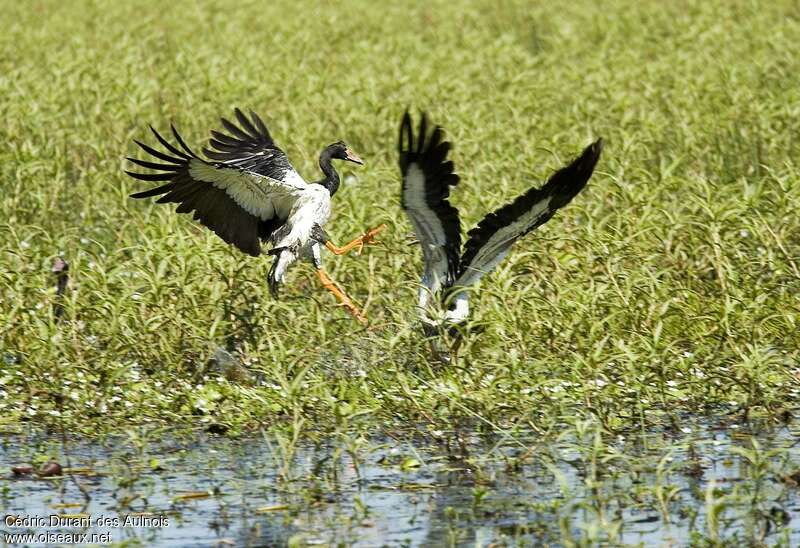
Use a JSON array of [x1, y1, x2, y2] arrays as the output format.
[[344, 148, 364, 165]]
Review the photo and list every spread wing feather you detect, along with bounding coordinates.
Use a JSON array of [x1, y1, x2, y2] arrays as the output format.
[[200, 108, 297, 181], [398, 111, 461, 294], [455, 139, 603, 287], [125, 108, 309, 256]]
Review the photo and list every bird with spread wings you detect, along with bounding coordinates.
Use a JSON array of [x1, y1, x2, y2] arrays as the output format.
[[399, 111, 602, 338], [125, 108, 385, 324]]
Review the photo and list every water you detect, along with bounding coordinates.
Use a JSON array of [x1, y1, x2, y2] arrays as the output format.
[[2, 419, 799, 546]]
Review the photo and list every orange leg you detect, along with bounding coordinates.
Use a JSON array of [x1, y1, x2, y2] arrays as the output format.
[[325, 224, 386, 256], [316, 269, 367, 325]]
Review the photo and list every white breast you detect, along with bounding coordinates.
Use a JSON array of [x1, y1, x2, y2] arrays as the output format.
[[272, 185, 331, 249]]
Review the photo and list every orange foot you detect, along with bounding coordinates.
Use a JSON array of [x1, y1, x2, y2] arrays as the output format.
[[316, 269, 367, 325], [325, 224, 387, 256]]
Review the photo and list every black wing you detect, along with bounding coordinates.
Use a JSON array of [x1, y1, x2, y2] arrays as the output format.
[[399, 111, 462, 292], [125, 109, 307, 257], [456, 139, 603, 287], [202, 108, 297, 182]]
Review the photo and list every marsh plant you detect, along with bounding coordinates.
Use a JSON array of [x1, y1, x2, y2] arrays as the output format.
[[1, 0, 799, 544]]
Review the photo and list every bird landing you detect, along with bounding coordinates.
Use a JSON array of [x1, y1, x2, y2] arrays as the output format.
[[398, 110, 602, 355]]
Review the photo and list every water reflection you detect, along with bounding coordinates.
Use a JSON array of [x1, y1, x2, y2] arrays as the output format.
[[1, 419, 798, 546]]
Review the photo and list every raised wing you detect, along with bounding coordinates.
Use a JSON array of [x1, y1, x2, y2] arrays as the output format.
[[455, 139, 603, 287], [125, 109, 308, 256], [203, 108, 304, 185], [399, 111, 461, 299]]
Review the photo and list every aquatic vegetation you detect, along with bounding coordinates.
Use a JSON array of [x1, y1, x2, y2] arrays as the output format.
[[3, 421, 800, 546], [0, 0, 799, 543], [2, 0, 798, 435]]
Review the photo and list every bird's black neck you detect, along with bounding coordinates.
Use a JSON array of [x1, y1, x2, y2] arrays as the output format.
[[316, 148, 340, 195]]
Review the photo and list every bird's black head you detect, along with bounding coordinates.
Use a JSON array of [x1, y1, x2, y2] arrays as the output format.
[[326, 141, 364, 165]]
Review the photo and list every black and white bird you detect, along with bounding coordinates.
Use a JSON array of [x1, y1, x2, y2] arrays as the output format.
[[399, 111, 602, 335], [125, 107, 385, 323]]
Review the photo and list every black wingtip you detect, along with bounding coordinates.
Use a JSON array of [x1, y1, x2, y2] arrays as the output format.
[[250, 109, 271, 141], [126, 156, 182, 172], [429, 126, 444, 148], [128, 189, 153, 199], [588, 138, 603, 158], [401, 108, 412, 130], [128, 179, 174, 198], [579, 138, 604, 171], [541, 138, 604, 207], [399, 110, 414, 155], [234, 107, 259, 138], [147, 124, 165, 144], [124, 170, 173, 182], [170, 123, 197, 158], [148, 124, 191, 160], [417, 112, 428, 154]]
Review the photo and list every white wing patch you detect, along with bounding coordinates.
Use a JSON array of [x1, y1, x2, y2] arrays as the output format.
[[279, 169, 311, 190], [189, 159, 305, 220], [403, 163, 450, 296], [403, 165, 447, 245], [456, 197, 553, 287]]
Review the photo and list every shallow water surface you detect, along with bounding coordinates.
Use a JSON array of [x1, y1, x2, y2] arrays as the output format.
[[2, 420, 800, 546]]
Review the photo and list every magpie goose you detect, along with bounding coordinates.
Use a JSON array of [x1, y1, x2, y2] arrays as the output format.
[[399, 111, 602, 335], [126, 108, 385, 324]]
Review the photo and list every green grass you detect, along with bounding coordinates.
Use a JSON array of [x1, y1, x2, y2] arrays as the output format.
[[1, 0, 799, 440]]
